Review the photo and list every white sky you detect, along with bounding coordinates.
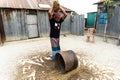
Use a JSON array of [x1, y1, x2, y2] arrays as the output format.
[[58, 0, 99, 18]]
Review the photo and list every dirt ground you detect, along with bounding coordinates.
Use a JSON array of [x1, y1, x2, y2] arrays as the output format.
[[0, 34, 120, 80]]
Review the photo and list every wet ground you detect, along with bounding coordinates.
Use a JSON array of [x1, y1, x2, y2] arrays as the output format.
[[0, 35, 120, 80]]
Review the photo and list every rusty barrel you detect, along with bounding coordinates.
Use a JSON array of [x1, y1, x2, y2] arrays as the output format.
[[55, 50, 78, 73]]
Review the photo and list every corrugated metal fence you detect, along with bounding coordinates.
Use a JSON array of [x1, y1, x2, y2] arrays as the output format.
[[1, 9, 85, 41], [96, 7, 120, 38], [69, 15, 85, 35]]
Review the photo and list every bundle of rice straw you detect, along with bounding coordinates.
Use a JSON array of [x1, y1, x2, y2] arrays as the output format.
[[53, 0, 60, 12]]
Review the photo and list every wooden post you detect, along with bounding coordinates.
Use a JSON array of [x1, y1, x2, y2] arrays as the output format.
[[103, 20, 108, 42], [0, 9, 6, 45]]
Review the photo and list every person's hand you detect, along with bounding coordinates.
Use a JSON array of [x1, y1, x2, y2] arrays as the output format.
[[48, 5, 54, 19]]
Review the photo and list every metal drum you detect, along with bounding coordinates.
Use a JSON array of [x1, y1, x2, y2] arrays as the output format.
[[55, 50, 78, 73]]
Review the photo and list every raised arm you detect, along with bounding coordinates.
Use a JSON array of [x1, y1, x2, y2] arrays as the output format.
[[60, 7, 67, 21], [48, 6, 54, 19]]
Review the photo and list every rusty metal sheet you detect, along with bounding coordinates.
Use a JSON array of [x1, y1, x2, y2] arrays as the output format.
[[94, 0, 104, 4], [0, 0, 72, 11], [0, 0, 51, 10]]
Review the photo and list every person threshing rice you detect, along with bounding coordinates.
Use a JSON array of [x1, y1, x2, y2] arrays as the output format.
[[48, 1, 67, 60]]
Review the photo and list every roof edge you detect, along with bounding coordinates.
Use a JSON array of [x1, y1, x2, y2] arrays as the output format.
[[94, 0, 104, 5]]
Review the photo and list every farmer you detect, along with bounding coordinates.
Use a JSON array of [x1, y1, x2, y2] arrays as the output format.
[[48, 1, 67, 60]]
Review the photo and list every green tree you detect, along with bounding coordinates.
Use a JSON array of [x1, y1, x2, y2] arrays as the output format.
[[104, 0, 115, 18]]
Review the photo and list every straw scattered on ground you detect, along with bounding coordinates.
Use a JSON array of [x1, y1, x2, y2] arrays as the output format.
[[15, 51, 120, 80]]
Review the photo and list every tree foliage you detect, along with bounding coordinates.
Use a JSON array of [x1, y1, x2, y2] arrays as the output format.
[[103, 0, 116, 22], [104, 0, 114, 7]]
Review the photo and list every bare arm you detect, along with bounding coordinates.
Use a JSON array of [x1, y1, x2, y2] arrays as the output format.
[[48, 6, 54, 19], [60, 7, 67, 21]]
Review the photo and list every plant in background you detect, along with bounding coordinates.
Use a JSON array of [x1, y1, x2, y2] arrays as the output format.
[[104, 0, 115, 19]]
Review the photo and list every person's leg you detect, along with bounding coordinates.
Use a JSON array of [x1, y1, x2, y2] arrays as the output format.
[[56, 38, 60, 53], [50, 38, 60, 60]]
